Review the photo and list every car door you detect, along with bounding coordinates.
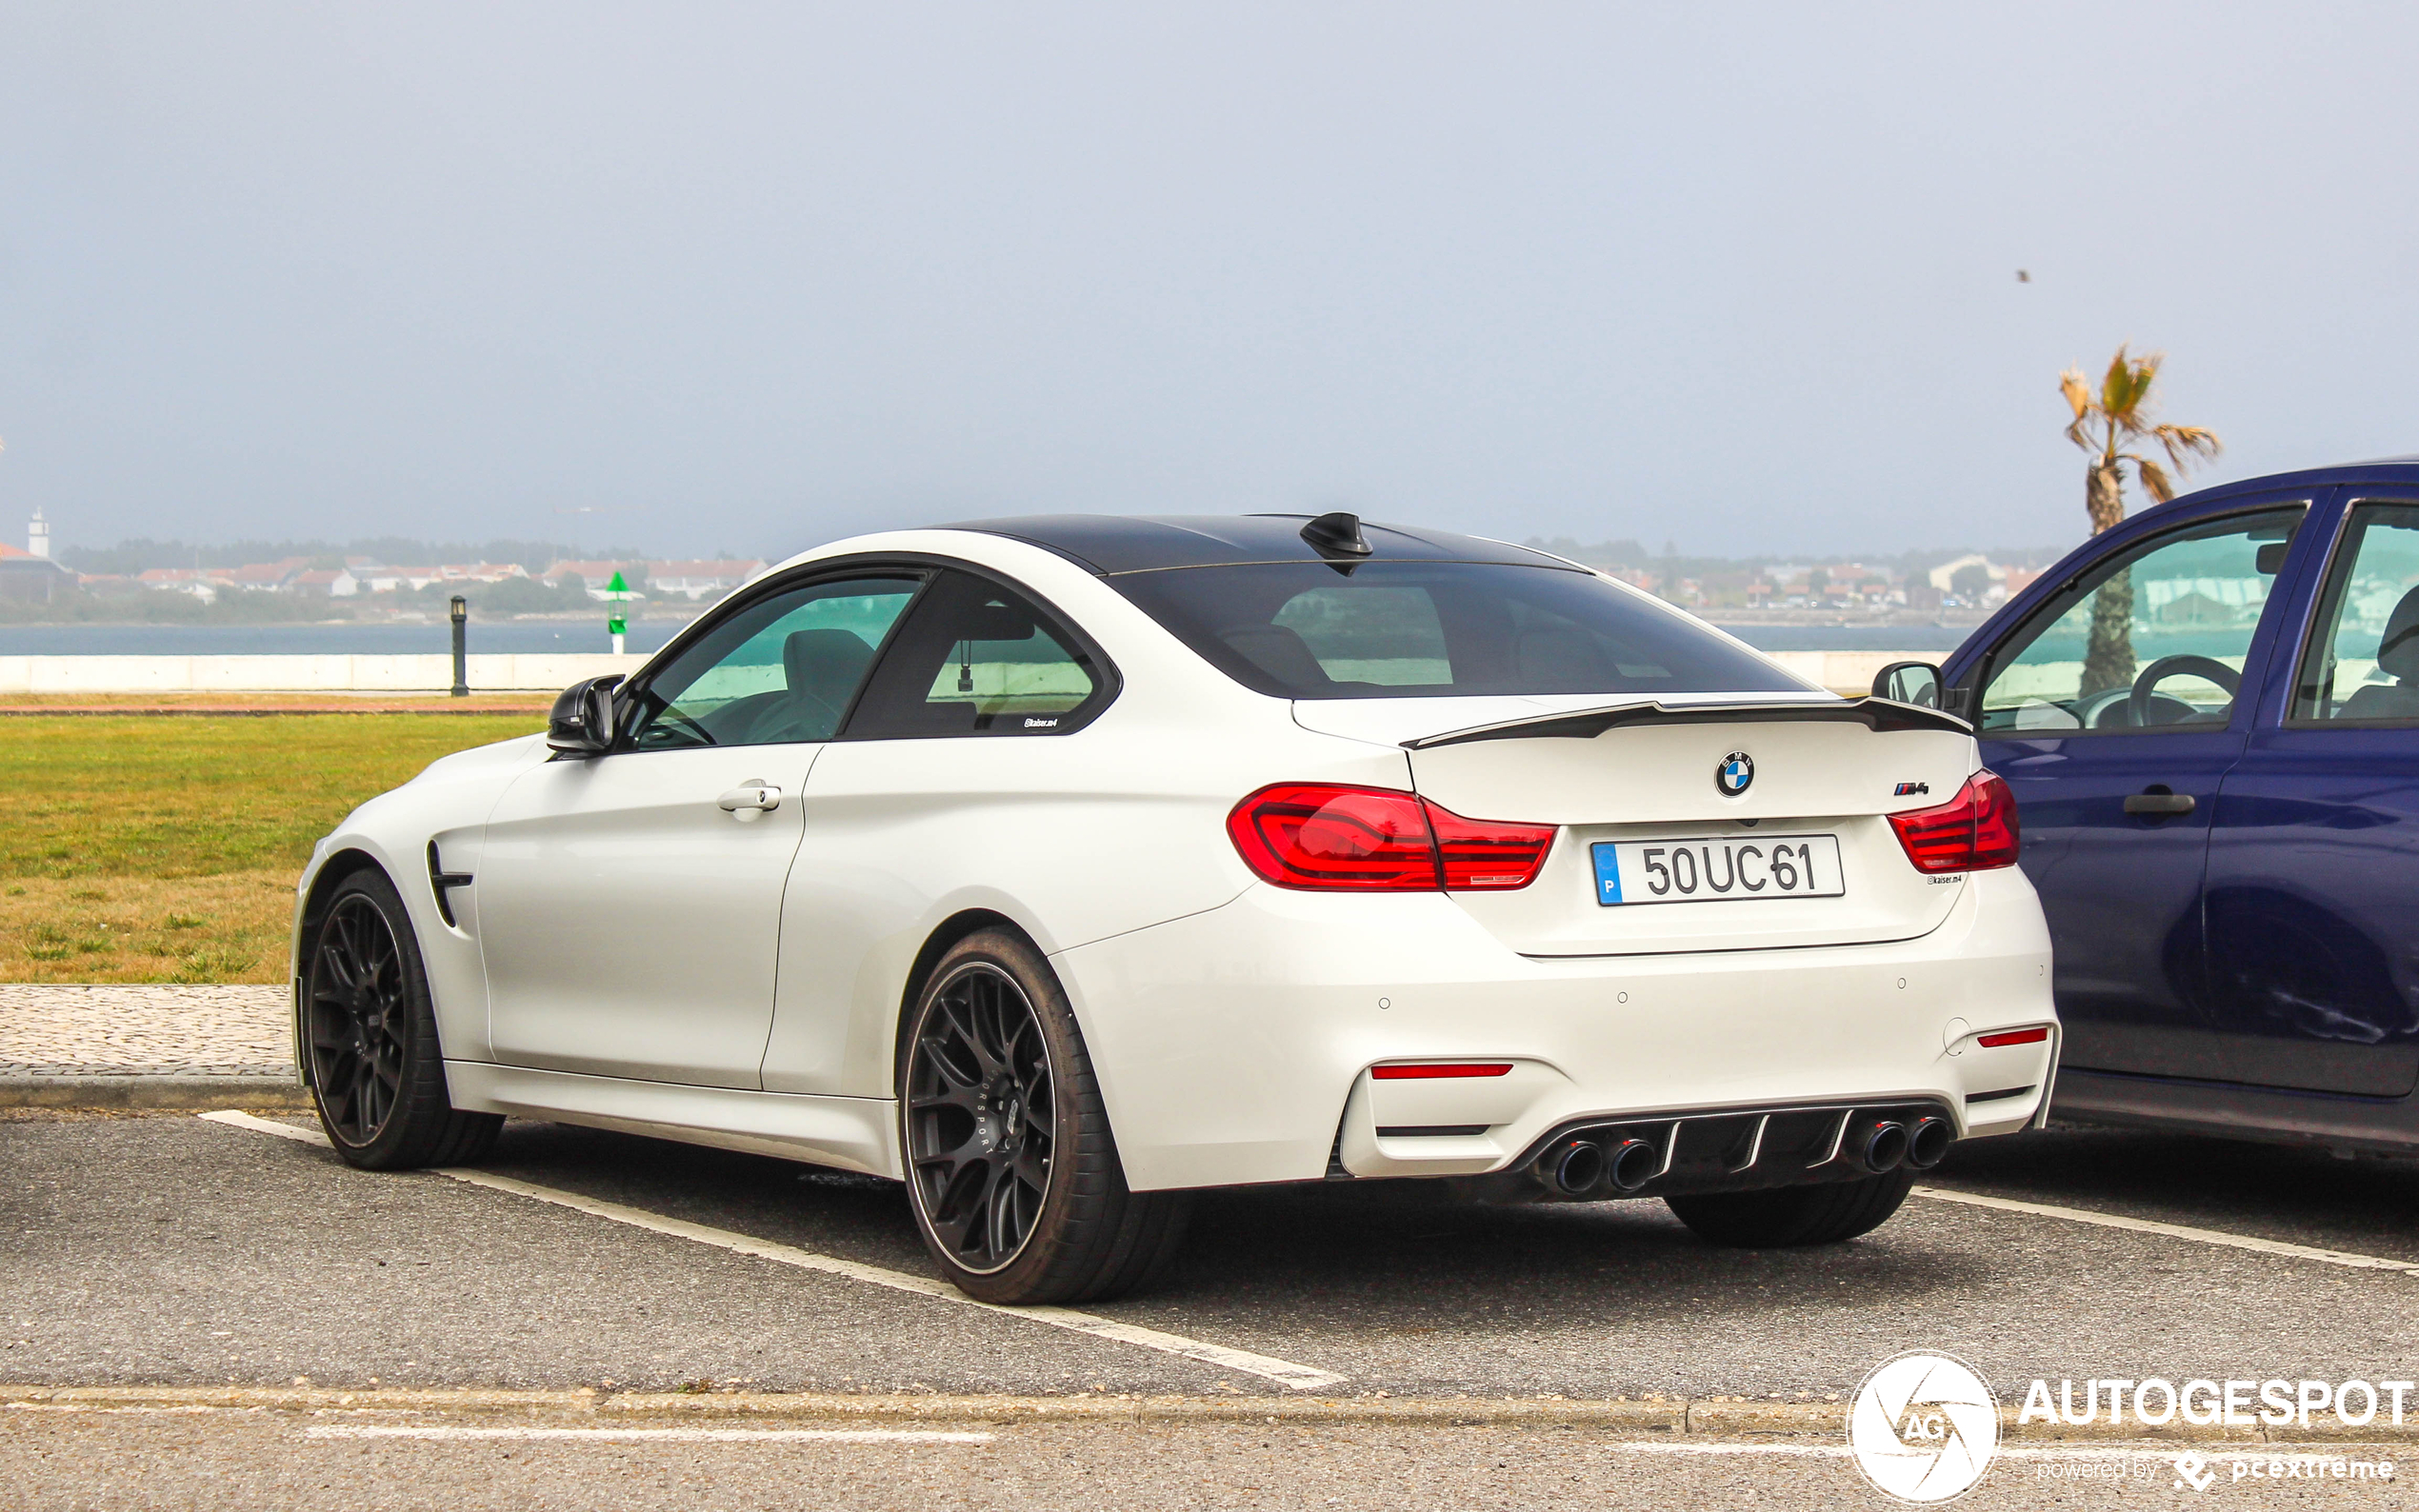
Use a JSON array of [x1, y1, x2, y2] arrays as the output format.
[[1959, 500, 2310, 1081], [759, 567, 1117, 1097], [2202, 492, 2419, 1096], [476, 570, 922, 1087]]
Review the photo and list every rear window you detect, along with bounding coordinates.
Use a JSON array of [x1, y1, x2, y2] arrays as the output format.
[[1107, 562, 1809, 700]]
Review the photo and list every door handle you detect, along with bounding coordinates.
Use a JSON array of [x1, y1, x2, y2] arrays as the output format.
[[717, 781, 783, 822], [2123, 789, 2196, 816]]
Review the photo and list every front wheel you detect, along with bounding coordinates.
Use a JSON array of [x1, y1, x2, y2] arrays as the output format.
[[900, 930, 1189, 1304], [303, 869, 502, 1170], [1664, 1169, 1915, 1247]]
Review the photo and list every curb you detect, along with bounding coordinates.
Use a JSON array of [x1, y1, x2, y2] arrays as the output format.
[[0, 1386, 2372, 1442], [0, 1076, 310, 1110]]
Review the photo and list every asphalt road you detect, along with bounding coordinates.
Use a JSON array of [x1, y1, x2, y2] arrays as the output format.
[[10, 1111, 2419, 1398], [4, 1406, 2407, 1511]]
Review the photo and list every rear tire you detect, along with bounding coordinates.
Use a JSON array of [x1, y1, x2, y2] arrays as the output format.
[[302, 869, 502, 1171], [899, 929, 1190, 1304], [1665, 1169, 1914, 1247]]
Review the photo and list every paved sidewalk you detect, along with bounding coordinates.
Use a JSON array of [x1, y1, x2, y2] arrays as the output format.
[[0, 984, 300, 1106]]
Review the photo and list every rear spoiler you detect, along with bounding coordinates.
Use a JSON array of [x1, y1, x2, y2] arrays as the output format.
[[1402, 697, 1971, 750]]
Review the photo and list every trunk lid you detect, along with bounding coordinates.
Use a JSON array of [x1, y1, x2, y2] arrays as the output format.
[[1312, 696, 1978, 957]]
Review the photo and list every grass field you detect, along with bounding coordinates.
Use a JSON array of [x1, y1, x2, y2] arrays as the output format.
[[0, 714, 543, 984]]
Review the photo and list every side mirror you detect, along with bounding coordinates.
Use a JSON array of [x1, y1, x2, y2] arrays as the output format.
[[548, 673, 625, 756], [1872, 661, 1944, 709]]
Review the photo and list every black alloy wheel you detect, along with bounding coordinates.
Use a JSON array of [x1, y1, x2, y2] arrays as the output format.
[[308, 892, 410, 1145], [896, 929, 1190, 1305], [905, 962, 1056, 1273], [302, 869, 502, 1170]]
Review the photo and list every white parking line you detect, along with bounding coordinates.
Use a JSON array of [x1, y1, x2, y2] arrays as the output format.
[[1911, 1184, 2419, 1277], [304, 1425, 990, 1443], [199, 1109, 1348, 1392], [1614, 1442, 2352, 1462]]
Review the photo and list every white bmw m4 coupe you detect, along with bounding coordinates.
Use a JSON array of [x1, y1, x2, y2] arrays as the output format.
[[293, 513, 2057, 1303]]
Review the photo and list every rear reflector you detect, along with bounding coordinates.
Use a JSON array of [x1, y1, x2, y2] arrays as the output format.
[[1889, 770, 2021, 874], [1369, 1063, 1514, 1080], [1227, 784, 1555, 892], [1975, 1026, 2051, 1048]]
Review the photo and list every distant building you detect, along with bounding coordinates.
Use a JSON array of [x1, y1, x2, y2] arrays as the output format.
[[356, 563, 528, 593], [0, 534, 73, 603], [541, 560, 646, 598], [646, 559, 768, 600], [539, 559, 768, 600], [137, 567, 230, 603], [292, 567, 360, 598]]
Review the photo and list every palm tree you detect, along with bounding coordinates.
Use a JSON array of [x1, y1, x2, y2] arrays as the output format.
[[2060, 348, 2222, 698]]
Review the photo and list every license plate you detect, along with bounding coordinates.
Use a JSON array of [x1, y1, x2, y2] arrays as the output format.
[[1591, 834, 1844, 905]]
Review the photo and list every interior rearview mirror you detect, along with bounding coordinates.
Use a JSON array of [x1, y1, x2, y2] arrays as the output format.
[[1871, 661, 1944, 709], [2255, 541, 2289, 575], [548, 673, 626, 756]]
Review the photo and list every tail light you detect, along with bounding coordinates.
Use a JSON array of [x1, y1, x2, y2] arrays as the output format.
[[1889, 770, 2021, 874], [1227, 784, 1556, 892]]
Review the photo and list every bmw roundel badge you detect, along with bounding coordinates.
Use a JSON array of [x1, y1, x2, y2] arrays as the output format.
[[1716, 750, 1754, 797]]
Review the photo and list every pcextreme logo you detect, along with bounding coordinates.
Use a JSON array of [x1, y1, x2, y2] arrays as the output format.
[[1848, 1350, 2002, 1503]]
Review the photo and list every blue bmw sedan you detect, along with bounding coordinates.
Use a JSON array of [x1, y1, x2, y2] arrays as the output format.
[[1897, 462, 2419, 1150]]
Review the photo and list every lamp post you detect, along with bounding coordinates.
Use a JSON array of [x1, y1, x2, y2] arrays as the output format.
[[449, 595, 469, 698]]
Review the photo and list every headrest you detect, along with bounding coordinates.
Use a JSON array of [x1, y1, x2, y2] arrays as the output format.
[[2380, 587, 2419, 682], [1219, 625, 1334, 690], [784, 627, 875, 706]]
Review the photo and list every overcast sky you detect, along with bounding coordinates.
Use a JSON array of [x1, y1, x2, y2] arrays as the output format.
[[5, 4, 2416, 561]]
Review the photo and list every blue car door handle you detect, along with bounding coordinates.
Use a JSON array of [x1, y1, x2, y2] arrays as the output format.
[[2124, 789, 2197, 816]]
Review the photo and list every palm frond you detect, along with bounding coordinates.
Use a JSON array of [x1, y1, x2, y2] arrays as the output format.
[[2131, 455, 2178, 503], [2060, 368, 2091, 421], [2154, 424, 2223, 469]]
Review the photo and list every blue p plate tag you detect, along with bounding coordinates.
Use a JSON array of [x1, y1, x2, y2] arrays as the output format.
[[1590, 842, 1622, 904]]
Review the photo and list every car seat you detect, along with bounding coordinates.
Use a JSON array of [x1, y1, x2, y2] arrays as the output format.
[[2338, 586, 2419, 720], [781, 627, 876, 737]]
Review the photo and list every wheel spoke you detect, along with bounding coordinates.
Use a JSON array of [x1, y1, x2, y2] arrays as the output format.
[[903, 962, 1061, 1273], [307, 893, 416, 1146]]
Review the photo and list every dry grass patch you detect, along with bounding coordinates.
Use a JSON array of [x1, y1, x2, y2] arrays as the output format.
[[0, 870, 297, 984], [1, 712, 541, 982]]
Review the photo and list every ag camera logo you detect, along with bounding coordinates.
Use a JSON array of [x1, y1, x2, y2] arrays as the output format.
[[1849, 1350, 2001, 1503]]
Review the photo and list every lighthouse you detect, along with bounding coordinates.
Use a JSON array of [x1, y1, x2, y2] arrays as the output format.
[[28, 509, 49, 560]]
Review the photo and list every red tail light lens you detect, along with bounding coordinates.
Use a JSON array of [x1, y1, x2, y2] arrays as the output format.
[[1429, 806, 1559, 890], [1227, 784, 1444, 890], [1889, 770, 2022, 874], [1227, 785, 1557, 892], [1369, 1063, 1514, 1080]]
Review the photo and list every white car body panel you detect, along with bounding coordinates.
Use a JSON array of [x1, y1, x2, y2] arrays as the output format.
[[292, 522, 2059, 1195], [478, 742, 819, 1087]]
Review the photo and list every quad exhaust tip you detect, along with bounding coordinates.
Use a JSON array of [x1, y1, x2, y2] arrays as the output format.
[[1544, 1136, 1663, 1195], [1607, 1137, 1660, 1192], [1549, 1140, 1606, 1195], [1858, 1121, 1910, 1173], [1906, 1116, 1953, 1170]]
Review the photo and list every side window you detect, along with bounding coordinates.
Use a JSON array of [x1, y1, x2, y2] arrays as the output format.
[[845, 571, 1108, 739], [624, 575, 921, 749], [1977, 507, 2304, 734], [2290, 502, 2419, 724]]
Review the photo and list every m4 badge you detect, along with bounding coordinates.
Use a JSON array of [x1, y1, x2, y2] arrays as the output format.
[[1893, 782, 1930, 797]]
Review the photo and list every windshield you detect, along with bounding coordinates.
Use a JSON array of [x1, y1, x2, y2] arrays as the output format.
[[1107, 561, 1811, 700]]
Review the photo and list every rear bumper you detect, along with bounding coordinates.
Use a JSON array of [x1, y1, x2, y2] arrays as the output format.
[[1053, 867, 2056, 1192]]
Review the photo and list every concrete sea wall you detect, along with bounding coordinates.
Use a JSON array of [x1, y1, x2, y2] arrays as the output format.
[[0, 653, 650, 695]]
